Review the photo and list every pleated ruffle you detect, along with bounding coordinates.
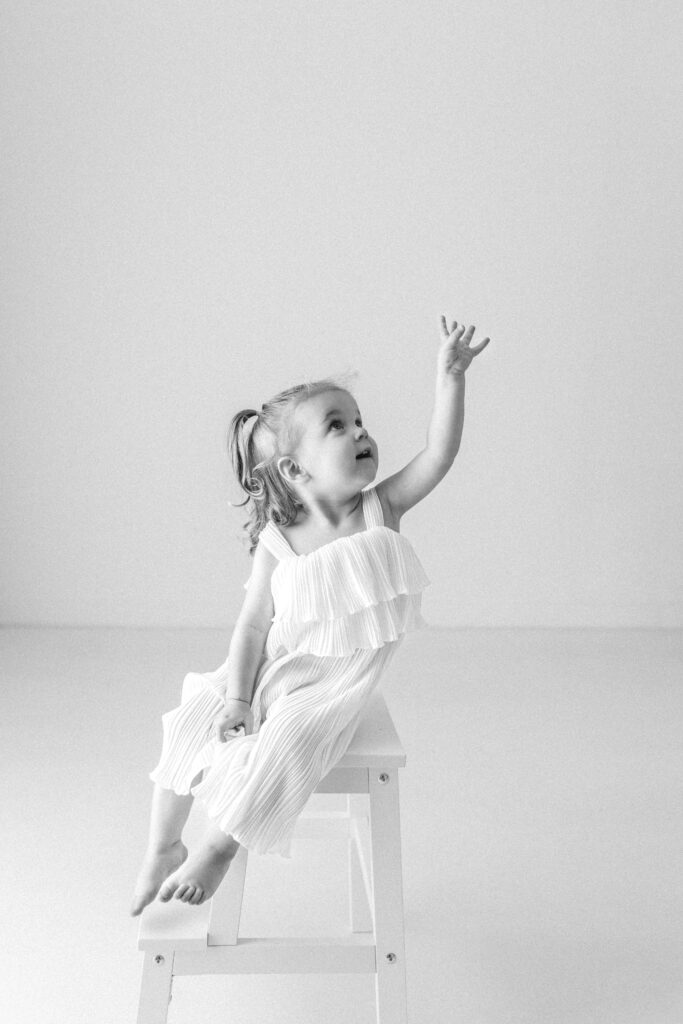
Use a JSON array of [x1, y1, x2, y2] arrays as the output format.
[[271, 527, 430, 620], [268, 591, 428, 657], [242, 517, 431, 657], [265, 527, 430, 656]]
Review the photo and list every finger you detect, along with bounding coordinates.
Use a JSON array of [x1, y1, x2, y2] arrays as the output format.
[[470, 337, 490, 355], [440, 314, 451, 338], [442, 322, 460, 342], [463, 325, 476, 345]]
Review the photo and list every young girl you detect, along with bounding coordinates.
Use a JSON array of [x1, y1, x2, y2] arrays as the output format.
[[130, 316, 489, 915]]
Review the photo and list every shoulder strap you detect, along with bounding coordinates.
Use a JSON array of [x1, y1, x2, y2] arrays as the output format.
[[362, 485, 385, 529], [258, 521, 295, 560]]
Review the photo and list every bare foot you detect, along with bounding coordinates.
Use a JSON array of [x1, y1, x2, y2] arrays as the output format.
[[158, 832, 240, 907], [130, 840, 188, 916]]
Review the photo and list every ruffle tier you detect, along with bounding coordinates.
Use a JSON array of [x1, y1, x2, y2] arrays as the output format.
[[267, 590, 428, 657], [270, 527, 431, 622], [256, 527, 432, 657]]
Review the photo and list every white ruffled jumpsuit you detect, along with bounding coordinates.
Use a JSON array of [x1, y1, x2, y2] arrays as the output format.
[[149, 484, 431, 858]]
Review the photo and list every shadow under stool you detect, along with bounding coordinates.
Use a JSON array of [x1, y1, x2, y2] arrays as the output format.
[[136, 688, 410, 1023]]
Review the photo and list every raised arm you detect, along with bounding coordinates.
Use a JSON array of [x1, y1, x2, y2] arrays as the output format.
[[378, 317, 490, 520]]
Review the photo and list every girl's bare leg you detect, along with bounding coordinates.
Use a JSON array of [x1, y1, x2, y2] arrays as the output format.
[[130, 781, 198, 916]]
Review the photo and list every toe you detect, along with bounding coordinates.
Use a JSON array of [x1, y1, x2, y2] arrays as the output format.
[[181, 885, 196, 903], [189, 887, 204, 905], [158, 881, 176, 902], [175, 883, 190, 900]]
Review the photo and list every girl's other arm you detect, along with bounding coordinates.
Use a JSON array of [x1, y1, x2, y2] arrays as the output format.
[[224, 625, 268, 705], [224, 539, 277, 704]]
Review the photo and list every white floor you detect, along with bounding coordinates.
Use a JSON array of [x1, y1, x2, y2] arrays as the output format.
[[1, 626, 681, 1024]]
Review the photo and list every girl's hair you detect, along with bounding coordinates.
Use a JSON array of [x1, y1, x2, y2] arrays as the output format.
[[228, 370, 360, 556]]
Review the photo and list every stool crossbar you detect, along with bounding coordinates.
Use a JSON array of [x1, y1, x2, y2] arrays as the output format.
[[137, 689, 409, 1023]]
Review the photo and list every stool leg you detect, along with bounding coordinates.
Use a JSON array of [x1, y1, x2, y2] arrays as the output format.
[[208, 844, 249, 945], [347, 794, 373, 932], [368, 768, 408, 1024], [137, 951, 174, 1024]]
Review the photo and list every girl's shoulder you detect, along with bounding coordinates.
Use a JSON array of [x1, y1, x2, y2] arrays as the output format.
[[256, 519, 292, 561]]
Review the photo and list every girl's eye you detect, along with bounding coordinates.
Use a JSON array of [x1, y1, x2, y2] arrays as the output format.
[[330, 419, 363, 430]]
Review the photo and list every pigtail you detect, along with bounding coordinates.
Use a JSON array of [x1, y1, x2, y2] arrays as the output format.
[[227, 409, 263, 505], [227, 407, 281, 555]]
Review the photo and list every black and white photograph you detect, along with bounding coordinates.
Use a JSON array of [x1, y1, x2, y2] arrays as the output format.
[[1, 2, 681, 1022]]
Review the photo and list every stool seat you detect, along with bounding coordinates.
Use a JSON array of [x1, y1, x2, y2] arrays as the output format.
[[334, 688, 406, 768], [137, 688, 410, 1023]]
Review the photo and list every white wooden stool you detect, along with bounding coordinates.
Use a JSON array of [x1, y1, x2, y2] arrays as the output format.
[[136, 688, 409, 1023]]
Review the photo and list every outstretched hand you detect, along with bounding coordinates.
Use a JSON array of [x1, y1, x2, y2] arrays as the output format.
[[438, 315, 490, 378]]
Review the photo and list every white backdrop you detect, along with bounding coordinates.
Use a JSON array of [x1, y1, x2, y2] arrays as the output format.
[[1, 1, 681, 628]]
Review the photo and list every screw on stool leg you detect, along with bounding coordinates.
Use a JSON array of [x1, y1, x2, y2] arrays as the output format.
[[138, 951, 174, 1022], [369, 764, 408, 1021], [153, 953, 172, 1000]]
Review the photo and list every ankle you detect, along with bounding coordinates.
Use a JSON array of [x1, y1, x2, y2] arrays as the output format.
[[206, 834, 239, 858], [146, 838, 183, 856]]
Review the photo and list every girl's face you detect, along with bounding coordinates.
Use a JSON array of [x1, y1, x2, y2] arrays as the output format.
[[287, 390, 378, 491]]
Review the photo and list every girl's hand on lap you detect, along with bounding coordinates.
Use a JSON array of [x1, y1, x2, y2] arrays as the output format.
[[213, 699, 254, 741]]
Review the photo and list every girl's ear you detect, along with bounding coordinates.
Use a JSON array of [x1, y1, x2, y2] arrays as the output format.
[[277, 455, 306, 484]]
